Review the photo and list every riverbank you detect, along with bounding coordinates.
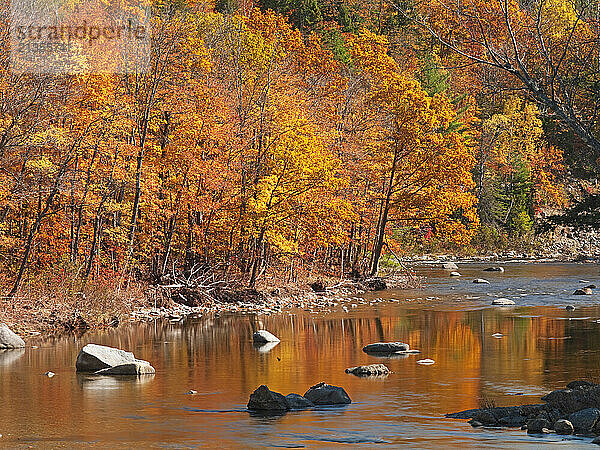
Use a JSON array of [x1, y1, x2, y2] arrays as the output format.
[[0, 274, 418, 339]]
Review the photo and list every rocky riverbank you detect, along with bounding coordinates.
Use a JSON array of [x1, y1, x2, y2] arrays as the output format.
[[448, 380, 600, 441], [0, 274, 418, 338]]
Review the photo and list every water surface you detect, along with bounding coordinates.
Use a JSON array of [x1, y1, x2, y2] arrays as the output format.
[[1, 262, 600, 448]]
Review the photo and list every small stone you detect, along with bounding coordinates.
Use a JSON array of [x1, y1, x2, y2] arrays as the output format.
[[492, 298, 515, 305], [449, 271, 461, 277], [252, 330, 280, 344], [186, 390, 198, 395], [492, 333, 504, 338], [417, 358, 435, 365], [554, 419, 574, 435], [473, 278, 490, 284], [565, 305, 576, 311], [573, 288, 593, 295], [44, 371, 55, 378]]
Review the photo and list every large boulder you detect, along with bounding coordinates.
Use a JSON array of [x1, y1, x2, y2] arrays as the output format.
[[303, 382, 351, 405], [285, 393, 314, 409], [252, 330, 280, 344], [76, 343, 154, 375], [568, 408, 600, 433], [95, 362, 155, 375], [247, 385, 289, 411], [363, 342, 410, 353], [0, 324, 25, 349], [345, 364, 390, 376]]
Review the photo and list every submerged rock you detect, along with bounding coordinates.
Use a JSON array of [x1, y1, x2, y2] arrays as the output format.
[[345, 364, 390, 376], [75, 343, 154, 375], [247, 385, 289, 411], [303, 382, 351, 405], [362, 342, 410, 353], [252, 330, 280, 344], [0, 324, 26, 349], [285, 393, 314, 409], [483, 267, 505, 272]]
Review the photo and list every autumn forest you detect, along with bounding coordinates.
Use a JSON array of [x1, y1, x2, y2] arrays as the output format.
[[0, 0, 598, 303]]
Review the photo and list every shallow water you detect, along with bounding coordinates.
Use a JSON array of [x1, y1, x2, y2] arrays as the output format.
[[2, 262, 600, 448]]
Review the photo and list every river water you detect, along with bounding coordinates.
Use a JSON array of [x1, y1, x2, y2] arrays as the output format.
[[2, 262, 600, 448]]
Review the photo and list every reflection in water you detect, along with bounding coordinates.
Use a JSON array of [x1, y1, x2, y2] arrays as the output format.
[[253, 341, 279, 353], [0, 263, 599, 447], [0, 348, 24, 367]]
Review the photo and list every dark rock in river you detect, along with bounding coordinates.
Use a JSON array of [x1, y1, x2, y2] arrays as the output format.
[[303, 382, 351, 405], [586, 284, 597, 289], [362, 278, 387, 291], [526, 418, 551, 434], [362, 342, 410, 353], [483, 267, 505, 272], [499, 414, 527, 427], [309, 281, 326, 293], [345, 364, 390, 376], [566, 305, 576, 311], [252, 330, 280, 344], [247, 385, 289, 411], [573, 288, 593, 295], [76, 343, 155, 375], [285, 393, 314, 409], [0, 324, 25, 349], [568, 407, 600, 433], [593, 436, 600, 445], [554, 419, 574, 435], [541, 382, 600, 414]]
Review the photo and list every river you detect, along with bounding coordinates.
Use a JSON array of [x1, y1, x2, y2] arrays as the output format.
[[1, 262, 600, 448]]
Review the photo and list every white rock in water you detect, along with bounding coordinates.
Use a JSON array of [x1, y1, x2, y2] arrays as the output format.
[[443, 262, 458, 270], [450, 272, 461, 277], [0, 324, 26, 349], [417, 359, 435, 365], [473, 279, 490, 284], [76, 343, 155, 375], [492, 333, 504, 338], [252, 330, 280, 343], [44, 371, 55, 377], [492, 298, 515, 306]]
